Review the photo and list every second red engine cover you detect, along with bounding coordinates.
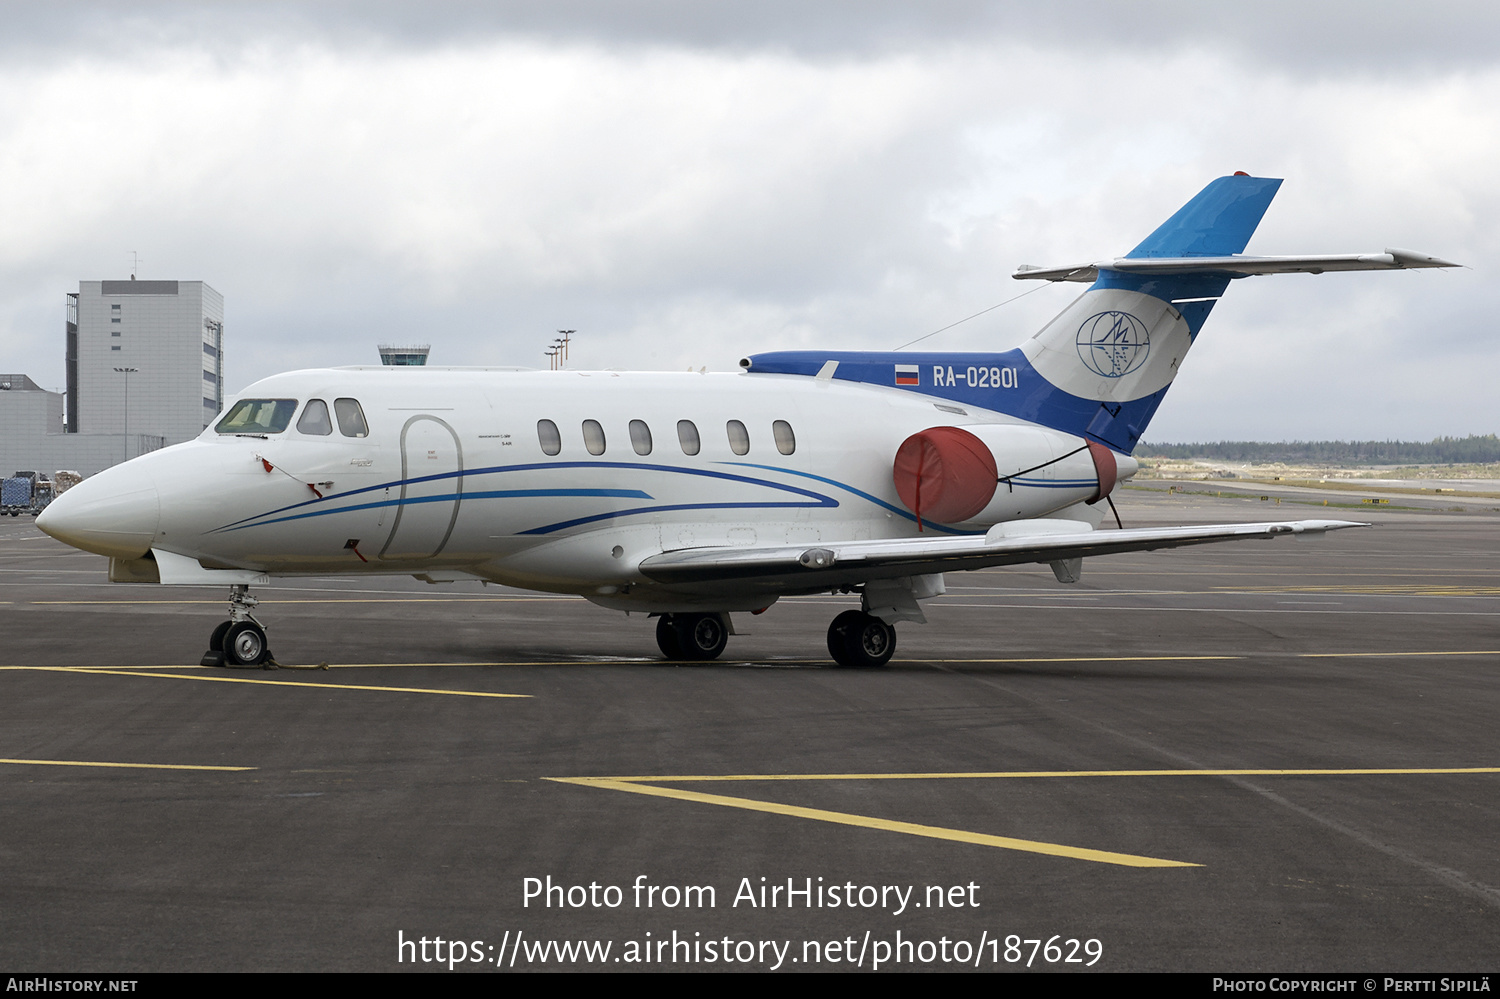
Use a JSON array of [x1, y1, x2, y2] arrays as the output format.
[[892, 426, 999, 527]]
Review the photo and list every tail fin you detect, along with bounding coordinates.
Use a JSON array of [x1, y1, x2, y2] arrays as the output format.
[[1016, 175, 1281, 451]]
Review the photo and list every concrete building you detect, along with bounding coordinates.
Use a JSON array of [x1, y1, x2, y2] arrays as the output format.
[[68, 279, 224, 443], [0, 373, 163, 476], [0, 279, 223, 478]]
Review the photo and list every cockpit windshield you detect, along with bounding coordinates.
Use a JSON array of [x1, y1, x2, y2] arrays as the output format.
[[215, 399, 299, 435]]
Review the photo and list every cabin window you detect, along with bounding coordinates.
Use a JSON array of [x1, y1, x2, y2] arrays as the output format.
[[537, 419, 562, 455], [677, 420, 700, 455], [726, 420, 750, 455], [297, 399, 333, 436], [629, 419, 652, 456], [215, 398, 298, 435], [583, 419, 606, 455], [773, 420, 796, 455], [334, 398, 368, 438]]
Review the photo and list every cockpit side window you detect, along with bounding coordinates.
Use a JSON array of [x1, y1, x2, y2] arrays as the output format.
[[297, 399, 333, 436], [334, 398, 369, 438], [215, 399, 298, 435]]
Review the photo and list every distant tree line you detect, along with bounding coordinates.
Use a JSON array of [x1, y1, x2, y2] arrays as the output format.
[[1135, 435, 1500, 465]]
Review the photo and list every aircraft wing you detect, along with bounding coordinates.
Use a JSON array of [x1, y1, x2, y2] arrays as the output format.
[[637, 519, 1365, 592], [1012, 248, 1459, 283]]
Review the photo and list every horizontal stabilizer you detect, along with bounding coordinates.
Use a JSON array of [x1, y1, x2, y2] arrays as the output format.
[[1014, 249, 1459, 283], [639, 520, 1365, 590]]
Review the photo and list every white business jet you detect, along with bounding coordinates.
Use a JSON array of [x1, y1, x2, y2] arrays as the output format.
[[38, 175, 1456, 668]]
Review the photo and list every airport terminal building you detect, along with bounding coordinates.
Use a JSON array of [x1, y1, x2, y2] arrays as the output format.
[[0, 278, 224, 477]]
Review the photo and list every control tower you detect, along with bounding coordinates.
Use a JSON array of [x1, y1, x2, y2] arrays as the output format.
[[377, 344, 430, 366]]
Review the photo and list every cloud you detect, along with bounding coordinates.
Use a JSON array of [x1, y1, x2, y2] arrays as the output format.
[[7, 1, 1500, 72], [0, 4, 1493, 440]]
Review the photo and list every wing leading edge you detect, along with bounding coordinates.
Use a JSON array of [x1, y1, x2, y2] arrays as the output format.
[[637, 519, 1366, 592]]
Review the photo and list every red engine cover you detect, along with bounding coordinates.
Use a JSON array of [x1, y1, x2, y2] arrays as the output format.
[[1086, 440, 1117, 503], [892, 426, 999, 528]]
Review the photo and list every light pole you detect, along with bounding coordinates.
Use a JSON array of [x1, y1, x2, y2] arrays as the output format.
[[114, 367, 137, 463]]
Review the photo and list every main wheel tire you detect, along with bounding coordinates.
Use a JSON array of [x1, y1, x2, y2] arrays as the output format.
[[828, 610, 896, 668], [656, 615, 684, 660], [827, 610, 865, 667], [672, 612, 729, 661], [209, 620, 232, 652], [224, 621, 269, 666]]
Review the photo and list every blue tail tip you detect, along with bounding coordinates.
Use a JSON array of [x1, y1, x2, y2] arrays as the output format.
[[1127, 173, 1283, 259]]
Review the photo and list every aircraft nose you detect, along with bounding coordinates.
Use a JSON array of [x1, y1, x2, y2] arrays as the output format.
[[36, 460, 161, 559]]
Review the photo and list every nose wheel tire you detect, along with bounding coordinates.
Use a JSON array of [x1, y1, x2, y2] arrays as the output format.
[[208, 620, 231, 652], [656, 613, 729, 661], [827, 610, 896, 668], [224, 621, 271, 667]]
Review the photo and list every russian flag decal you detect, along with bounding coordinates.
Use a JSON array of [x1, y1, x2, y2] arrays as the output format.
[[894, 364, 920, 386]]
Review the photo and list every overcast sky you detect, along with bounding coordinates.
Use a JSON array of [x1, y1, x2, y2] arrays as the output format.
[[0, 1, 1494, 442]]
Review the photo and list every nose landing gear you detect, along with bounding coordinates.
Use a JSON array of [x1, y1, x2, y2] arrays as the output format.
[[200, 584, 275, 668]]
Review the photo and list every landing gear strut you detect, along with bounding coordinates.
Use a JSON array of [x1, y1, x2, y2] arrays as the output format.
[[827, 610, 896, 669], [201, 584, 275, 668], [655, 613, 730, 661]]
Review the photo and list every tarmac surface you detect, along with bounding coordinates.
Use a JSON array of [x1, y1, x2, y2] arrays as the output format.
[[2, 486, 1498, 972]]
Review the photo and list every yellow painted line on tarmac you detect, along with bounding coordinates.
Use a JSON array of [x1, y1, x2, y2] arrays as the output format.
[[1218, 585, 1500, 595], [889, 649, 1489, 665], [584, 767, 1500, 782], [5, 661, 659, 671], [900, 655, 1242, 664], [1297, 650, 1500, 659], [0, 758, 253, 772], [191, 655, 1239, 668], [5, 662, 539, 670], [549, 777, 1195, 868], [4, 665, 529, 698], [550, 767, 1500, 866], [31, 597, 568, 605]]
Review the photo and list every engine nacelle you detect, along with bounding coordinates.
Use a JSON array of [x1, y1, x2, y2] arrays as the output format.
[[892, 424, 1137, 529]]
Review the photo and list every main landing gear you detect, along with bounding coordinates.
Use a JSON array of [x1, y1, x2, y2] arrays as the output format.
[[652, 608, 897, 669], [655, 613, 730, 661], [201, 584, 275, 668], [826, 610, 897, 669]]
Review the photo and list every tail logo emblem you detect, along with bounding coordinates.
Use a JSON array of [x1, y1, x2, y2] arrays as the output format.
[[1076, 310, 1150, 377]]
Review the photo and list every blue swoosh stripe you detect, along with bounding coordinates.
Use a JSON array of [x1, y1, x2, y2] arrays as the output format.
[[221, 488, 655, 531], [722, 461, 979, 536], [520, 499, 837, 536], [213, 461, 837, 535]]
